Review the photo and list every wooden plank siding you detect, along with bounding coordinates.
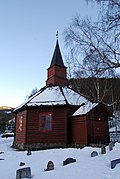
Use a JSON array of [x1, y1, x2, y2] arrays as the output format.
[[71, 116, 88, 145], [14, 110, 27, 144], [13, 103, 111, 149], [87, 106, 110, 144], [71, 105, 110, 145], [26, 106, 68, 145]]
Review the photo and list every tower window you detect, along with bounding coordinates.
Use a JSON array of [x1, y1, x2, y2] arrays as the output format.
[[49, 70, 53, 78]]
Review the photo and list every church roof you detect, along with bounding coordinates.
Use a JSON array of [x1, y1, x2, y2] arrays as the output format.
[[72, 101, 98, 116], [50, 40, 65, 67], [14, 86, 87, 112], [72, 101, 113, 116]]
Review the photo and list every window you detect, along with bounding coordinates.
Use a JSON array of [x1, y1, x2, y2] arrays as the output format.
[[39, 113, 52, 131], [49, 70, 53, 78]]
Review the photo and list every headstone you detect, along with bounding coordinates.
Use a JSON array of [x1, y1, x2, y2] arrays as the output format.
[[19, 162, 25, 166], [63, 157, 76, 166], [44, 161, 54, 171], [0, 152, 4, 154], [91, 151, 98, 157], [109, 142, 113, 151], [113, 142, 115, 146], [27, 150, 32, 156], [111, 159, 120, 169], [16, 167, 31, 179], [101, 145, 106, 154]]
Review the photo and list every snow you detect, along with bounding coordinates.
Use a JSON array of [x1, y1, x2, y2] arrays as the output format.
[[109, 126, 120, 132], [73, 101, 98, 116], [14, 86, 87, 111], [28, 86, 66, 105], [0, 137, 120, 179], [61, 86, 87, 105]]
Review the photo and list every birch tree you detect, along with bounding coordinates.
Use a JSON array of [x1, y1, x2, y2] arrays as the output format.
[[64, 0, 120, 103]]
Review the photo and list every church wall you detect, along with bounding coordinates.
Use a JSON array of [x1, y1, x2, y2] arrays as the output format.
[[25, 106, 68, 148], [71, 106, 110, 146], [71, 116, 88, 145], [14, 110, 27, 146], [87, 107, 110, 144]]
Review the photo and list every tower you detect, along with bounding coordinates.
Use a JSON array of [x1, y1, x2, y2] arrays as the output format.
[[46, 32, 68, 86]]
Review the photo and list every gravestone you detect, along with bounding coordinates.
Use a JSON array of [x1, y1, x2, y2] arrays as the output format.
[[91, 151, 98, 157], [19, 162, 25, 166], [113, 142, 115, 146], [63, 157, 76, 166], [27, 150, 32, 156], [0, 152, 4, 154], [111, 159, 120, 169], [101, 145, 106, 154], [16, 167, 31, 179], [109, 142, 113, 151], [44, 161, 54, 171]]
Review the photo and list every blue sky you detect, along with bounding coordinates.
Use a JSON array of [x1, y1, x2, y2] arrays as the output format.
[[0, 0, 98, 107]]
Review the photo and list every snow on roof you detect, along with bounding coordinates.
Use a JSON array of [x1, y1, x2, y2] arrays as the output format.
[[28, 86, 66, 105], [73, 101, 98, 116], [61, 86, 87, 105], [14, 86, 87, 111]]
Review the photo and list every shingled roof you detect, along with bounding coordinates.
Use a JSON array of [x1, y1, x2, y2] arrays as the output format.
[[50, 40, 65, 67]]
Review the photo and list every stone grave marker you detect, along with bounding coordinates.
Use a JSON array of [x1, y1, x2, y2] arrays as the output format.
[[19, 162, 25, 166], [91, 151, 98, 157], [44, 161, 54, 171], [27, 150, 32, 156], [109, 142, 113, 151], [0, 152, 4, 154], [16, 167, 31, 179], [111, 159, 120, 169], [63, 157, 76, 166], [101, 145, 106, 154]]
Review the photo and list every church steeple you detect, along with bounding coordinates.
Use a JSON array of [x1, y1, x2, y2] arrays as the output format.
[[46, 33, 68, 86], [50, 39, 65, 67]]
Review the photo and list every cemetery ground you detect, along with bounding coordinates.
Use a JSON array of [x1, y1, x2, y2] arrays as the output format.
[[0, 137, 120, 179]]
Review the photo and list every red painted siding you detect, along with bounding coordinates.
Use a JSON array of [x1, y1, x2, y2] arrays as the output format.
[[93, 121, 108, 143], [46, 65, 67, 86], [87, 106, 110, 144], [72, 116, 88, 145], [71, 106, 110, 145], [87, 119, 109, 144], [14, 110, 27, 144], [26, 106, 68, 145]]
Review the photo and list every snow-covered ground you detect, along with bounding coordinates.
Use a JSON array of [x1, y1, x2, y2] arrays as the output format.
[[0, 137, 120, 179]]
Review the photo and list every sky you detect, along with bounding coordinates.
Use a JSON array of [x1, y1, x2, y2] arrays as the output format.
[[0, 0, 98, 108]]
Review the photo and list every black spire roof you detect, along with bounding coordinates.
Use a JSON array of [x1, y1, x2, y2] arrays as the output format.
[[50, 39, 65, 67]]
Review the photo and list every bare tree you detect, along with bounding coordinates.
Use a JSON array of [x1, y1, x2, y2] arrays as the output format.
[[64, 16, 120, 74], [64, 0, 120, 72], [90, 0, 120, 65], [64, 17, 117, 102], [64, 1, 120, 104], [80, 50, 115, 101], [25, 87, 38, 100], [86, 0, 120, 30]]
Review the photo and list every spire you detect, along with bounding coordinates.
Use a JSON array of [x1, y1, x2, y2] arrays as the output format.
[[56, 30, 58, 40], [50, 31, 65, 67], [46, 32, 68, 86]]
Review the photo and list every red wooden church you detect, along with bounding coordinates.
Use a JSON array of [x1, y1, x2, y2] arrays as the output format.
[[13, 36, 112, 150]]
